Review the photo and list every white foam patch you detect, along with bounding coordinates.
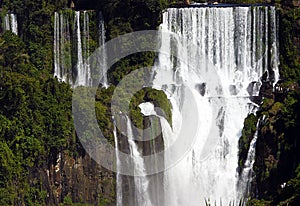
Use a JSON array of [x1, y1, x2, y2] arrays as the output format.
[[138, 102, 156, 116]]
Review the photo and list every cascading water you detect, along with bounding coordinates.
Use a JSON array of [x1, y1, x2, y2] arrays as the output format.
[[2, 13, 18, 35], [237, 117, 264, 201], [98, 13, 108, 87], [126, 116, 152, 206], [146, 6, 279, 206], [270, 6, 280, 84], [113, 120, 123, 206], [74, 11, 85, 86], [10, 14, 18, 35], [54, 11, 72, 83], [53, 10, 107, 86]]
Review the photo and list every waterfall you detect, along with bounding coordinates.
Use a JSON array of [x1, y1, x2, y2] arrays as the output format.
[[113, 120, 123, 206], [74, 11, 85, 86], [3, 13, 18, 35], [237, 117, 263, 202], [53, 10, 107, 86], [149, 6, 279, 206], [99, 13, 108, 87], [54, 11, 72, 83], [10, 14, 18, 35], [54, 12, 60, 80], [126, 116, 152, 206], [270, 6, 280, 84]]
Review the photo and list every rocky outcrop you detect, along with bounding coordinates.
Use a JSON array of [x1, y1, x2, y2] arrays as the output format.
[[142, 116, 164, 206], [29, 149, 116, 205], [115, 114, 164, 206]]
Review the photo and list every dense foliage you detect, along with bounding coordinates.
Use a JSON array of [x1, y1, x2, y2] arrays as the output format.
[[0, 0, 171, 205], [238, 4, 300, 206], [238, 114, 258, 171], [1, 0, 69, 72], [0, 31, 75, 205]]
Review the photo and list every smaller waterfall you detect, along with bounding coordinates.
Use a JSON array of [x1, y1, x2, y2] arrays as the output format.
[[3, 13, 18, 35], [54, 11, 71, 83], [10, 14, 18, 35], [270, 6, 280, 84], [74, 11, 92, 86], [99, 13, 108, 87], [238, 118, 262, 201], [53, 10, 107, 87], [113, 120, 122, 206], [74, 11, 85, 86], [126, 116, 152, 206], [54, 12, 59, 79]]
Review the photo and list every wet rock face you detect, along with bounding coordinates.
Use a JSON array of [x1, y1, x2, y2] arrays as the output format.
[[115, 115, 135, 206], [61, 152, 115, 205], [195, 83, 206, 96], [259, 82, 274, 99], [229, 84, 238, 95], [142, 116, 165, 206], [247, 81, 261, 96], [115, 114, 165, 206], [32, 150, 116, 205]]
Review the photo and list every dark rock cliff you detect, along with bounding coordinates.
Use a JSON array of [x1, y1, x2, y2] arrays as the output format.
[[29, 149, 116, 205], [115, 114, 165, 206]]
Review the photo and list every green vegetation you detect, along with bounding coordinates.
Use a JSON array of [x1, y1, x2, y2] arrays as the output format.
[[1, 0, 299, 205], [0, 0, 172, 205], [248, 89, 300, 205], [238, 114, 258, 170], [279, 7, 300, 84], [129, 87, 172, 128], [1, 0, 69, 72], [97, 0, 169, 35], [238, 3, 300, 206], [0, 30, 75, 205]]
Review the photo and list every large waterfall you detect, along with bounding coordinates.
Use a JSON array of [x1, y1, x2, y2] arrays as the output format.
[[154, 6, 278, 206], [54, 10, 107, 86], [2, 13, 18, 35], [117, 5, 279, 206]]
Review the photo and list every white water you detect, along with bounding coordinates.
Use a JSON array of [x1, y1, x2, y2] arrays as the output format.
[[113, 121, 123, 206], [99, 13, 108, 87], [54, 12, 60, 80], [126, 116, 152, 206], [3, 13, 18, 35], [270, 6, 280, 84], [139, 102, 156, 116], [74, 11, 85, 86], [53, 11, 107, 86], [10, 14, 18, 35], [54, 11, 72, 83], [148, 6, 279, 206], [237, 118, 262, 202]]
